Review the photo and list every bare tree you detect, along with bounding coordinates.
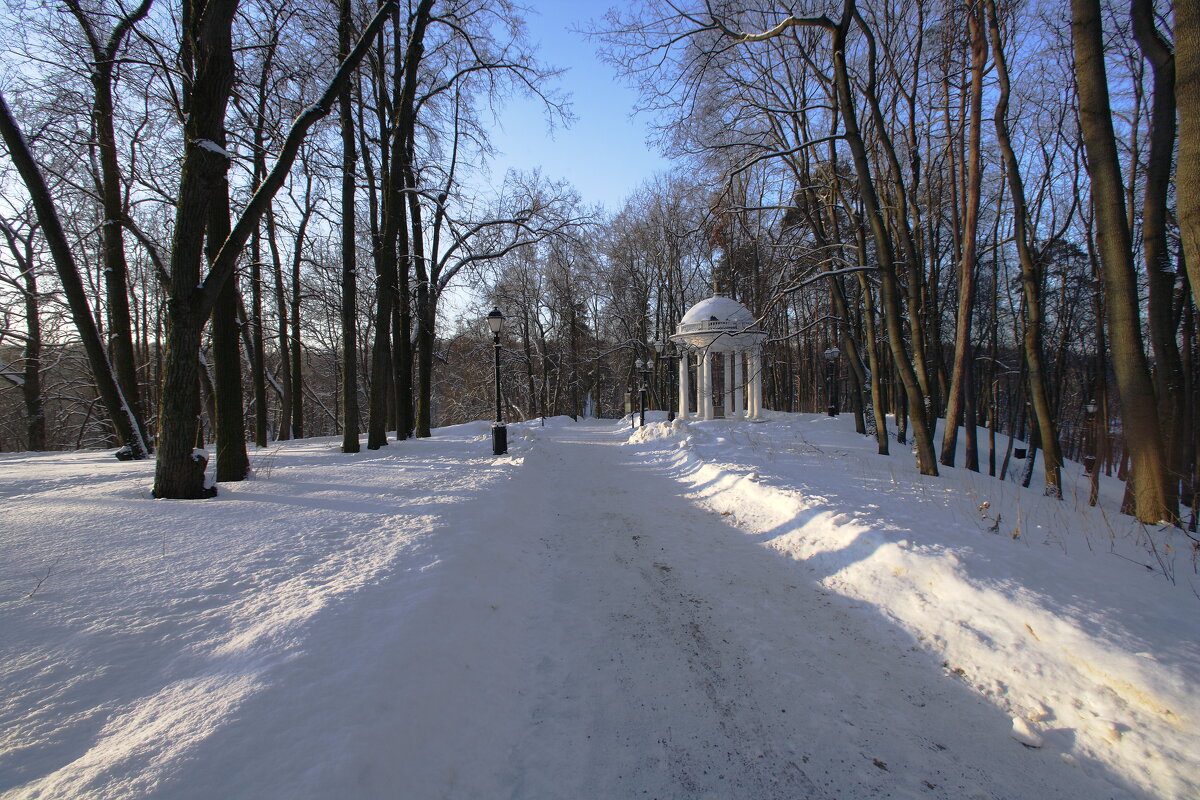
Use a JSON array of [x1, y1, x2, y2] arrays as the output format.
[[0, 92, 149, 459], [1071, 0, 1171, 522], [0, 214, 46, 450]]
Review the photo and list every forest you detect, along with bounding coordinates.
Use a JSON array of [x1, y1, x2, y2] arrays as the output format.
[[0, 0, 1194, 528]]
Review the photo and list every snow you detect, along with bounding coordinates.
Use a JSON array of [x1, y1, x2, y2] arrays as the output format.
[[679, 294, 757, 325], [192, 139, 231, 159], [0, 361, 24, 386], [1011, 716, 1045, 748], [1, 413, 1196, 799]]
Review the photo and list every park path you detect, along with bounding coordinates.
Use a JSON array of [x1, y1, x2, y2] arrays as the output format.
[[359, 420, 1107, 800]]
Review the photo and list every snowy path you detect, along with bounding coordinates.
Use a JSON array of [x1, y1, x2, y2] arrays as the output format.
[[2, 417, 1181, 799], [352, 422, 1129, 800]]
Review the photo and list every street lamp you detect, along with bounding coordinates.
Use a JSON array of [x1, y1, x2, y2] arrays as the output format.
[[824, 346, 840, 417], [486, 307, 507, 455], [654, 339, 677, 422], [635, 358, 650, 427]]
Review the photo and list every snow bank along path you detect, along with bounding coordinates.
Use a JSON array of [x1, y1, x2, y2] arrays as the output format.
[[633, 415, 1196, 800], [1, 416, 1192, 798]]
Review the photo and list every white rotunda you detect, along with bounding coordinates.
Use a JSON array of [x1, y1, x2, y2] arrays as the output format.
[[670, 295, 766, 420]]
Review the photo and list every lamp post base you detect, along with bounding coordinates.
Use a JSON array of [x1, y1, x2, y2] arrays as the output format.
[[492, 424, 508, 455]]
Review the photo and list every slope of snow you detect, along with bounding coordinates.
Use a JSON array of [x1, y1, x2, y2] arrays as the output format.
[[1, 413, 1195, 799], [631, 412, 1198, 799]]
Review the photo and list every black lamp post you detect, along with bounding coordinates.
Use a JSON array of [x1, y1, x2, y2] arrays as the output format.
[[654, 340, 677, 422], [824, 346, 840, 417], [636, 358, 650, 427], [486, 307, 507, 455]]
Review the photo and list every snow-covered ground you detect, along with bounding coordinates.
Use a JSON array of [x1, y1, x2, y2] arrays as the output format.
[[1, 413, 1195, 799]]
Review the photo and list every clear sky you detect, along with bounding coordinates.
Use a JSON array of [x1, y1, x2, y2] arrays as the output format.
[[482, 2, 673, 213]]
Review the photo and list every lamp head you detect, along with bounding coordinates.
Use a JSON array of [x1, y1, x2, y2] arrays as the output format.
[[486, 307, 505, 335]]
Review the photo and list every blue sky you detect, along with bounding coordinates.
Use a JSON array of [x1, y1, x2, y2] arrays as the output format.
[[483, 2, 673, 213]]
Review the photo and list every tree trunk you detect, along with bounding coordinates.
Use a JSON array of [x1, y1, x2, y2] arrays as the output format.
[[289, 203, 307, 440], [268, 211, 292, 440], [986, 0, 1063, 497], [153, 0, 400, 489], [1072, 0, 1172, 522], [1176, 0, 1200, 313], [152, 0, 238, 498], [394, 0, 436, 437], [19, 245, 45, 451], [95, 75, 148, 449], [853, 10, 934, 414], [66, 0, 155, 451], [339, 0, 360, 453], [858, 269, 889, 454], [941, 2, 986, 470], [831, 2, 938, 474], [0, 92, 148, 459], [249, 222, 269, 447], [207, 130, 249, 482], [1133, 0, 1185, 514]]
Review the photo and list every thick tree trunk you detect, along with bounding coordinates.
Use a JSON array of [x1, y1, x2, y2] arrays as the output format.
[[95, 78, 147, 447], [152, 0, 238, 498], [339, 0, 360, 454], [1177, 0, 1200, 313], [153, 0, 398, 489], [415, 284, 435, 436], [1133, 0, 1185, 514], [207, 138, 249, 483], [394, 0, 435, 438], [1072, 0, 1172, 522], [366, 280, 392, 449]]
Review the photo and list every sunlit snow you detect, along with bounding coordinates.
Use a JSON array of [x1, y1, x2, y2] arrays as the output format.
[[1, 413, 1195, 799]]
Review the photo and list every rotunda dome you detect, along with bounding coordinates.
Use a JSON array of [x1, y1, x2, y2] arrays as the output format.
[[679, 295, 756, 327], [672, 295, 764, 351]]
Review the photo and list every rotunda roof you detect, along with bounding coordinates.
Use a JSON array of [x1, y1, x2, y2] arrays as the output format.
[[671, 294, 765, 351], [679, 295, 756, 326]]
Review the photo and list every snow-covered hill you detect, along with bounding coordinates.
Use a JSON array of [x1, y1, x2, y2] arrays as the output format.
[[1, 413, 1195, 799]]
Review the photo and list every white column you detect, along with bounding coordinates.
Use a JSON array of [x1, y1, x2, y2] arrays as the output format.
[[678, 350, 689, 420], [723, 351, 734, 417], [733, 351, 744, 418], [753, 352, 764, 417], [747, 352, 759, 418], [701, 351, 714, 420]]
